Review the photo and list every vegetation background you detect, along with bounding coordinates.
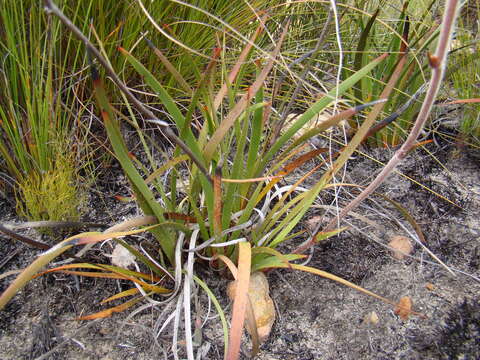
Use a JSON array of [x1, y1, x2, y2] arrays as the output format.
[[0, 0, 479, 359]]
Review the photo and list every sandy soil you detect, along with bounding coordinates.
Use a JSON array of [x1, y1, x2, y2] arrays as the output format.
[[0, 141, 479, 360]]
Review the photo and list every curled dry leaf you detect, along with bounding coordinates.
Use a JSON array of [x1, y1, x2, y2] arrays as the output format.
[[395, 296, 413, 320], [227, 271, 275, 342], [388, 235, 413, 260]]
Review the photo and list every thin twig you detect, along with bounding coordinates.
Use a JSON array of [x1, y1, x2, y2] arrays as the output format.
[[0, 248, 21, 270], [0, 224, 50, 250], [43, 0, 211, 182]]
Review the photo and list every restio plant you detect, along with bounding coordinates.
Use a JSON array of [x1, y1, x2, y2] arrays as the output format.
[[0, 0, 290, 221], [15, 149, 83, 227], [0, 0, 87, 222], [0, 0, 461, 359]]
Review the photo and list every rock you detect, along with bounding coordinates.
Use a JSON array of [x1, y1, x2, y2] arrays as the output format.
[[227, 271, 275, 342]]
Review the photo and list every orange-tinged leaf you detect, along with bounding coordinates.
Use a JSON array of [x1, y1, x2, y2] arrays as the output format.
[[97, 267, 169, 294], [213, 254, 238, 278], [226, 242, 252, 360], [58, 270, 132, 279], [282, 148, 328, 174], [52, 270, 169, 298], [256, 147, 327, 205], [34, 263, 162, 282], [114, 195, 134, 202], [37, 267, 169, 294], [101, 288, 140, 304], [441, 98, 480, 105], [279, 162, 323, 201], [163, 212, 197, 223], [412, 139, 433, 149], [220, 175, 282, 183], [76, 296, 144, 320]]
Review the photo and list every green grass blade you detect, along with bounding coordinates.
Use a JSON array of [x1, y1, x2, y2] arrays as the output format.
[[260, 53, 388, 175], [203, 20, 290, 161], [118, 47, 204, 161], [193, 275, 229, 356], [91, 65, 176, 263], [354, 8, 380, 102]]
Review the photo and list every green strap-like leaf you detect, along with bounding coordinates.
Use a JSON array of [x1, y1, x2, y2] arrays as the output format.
[[260, 53, 389, 175]]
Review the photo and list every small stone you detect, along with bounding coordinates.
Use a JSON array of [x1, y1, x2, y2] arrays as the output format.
[[364, 311, 379, 325], [227, 271, 275, 342]]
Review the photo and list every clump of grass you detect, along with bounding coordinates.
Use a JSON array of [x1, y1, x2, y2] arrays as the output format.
[[0, 0, 86, 220], [451, 54, 480, 144], [15, 148, 85, 228]]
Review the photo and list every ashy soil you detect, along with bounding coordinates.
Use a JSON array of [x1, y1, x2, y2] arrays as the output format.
[[0, 140, 479, 360]]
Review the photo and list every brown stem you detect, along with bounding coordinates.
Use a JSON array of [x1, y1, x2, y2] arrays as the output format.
[[293, 0, 460, 255], [0, 224, 50, 250], [43, 0, 211, 182], [320, 0, 460, 233]]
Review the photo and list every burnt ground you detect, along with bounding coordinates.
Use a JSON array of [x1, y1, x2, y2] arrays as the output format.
[[0, 139, 479, 360]]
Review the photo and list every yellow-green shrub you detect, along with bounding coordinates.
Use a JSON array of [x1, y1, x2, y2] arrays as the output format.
[[16, 151, 84, 226]]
